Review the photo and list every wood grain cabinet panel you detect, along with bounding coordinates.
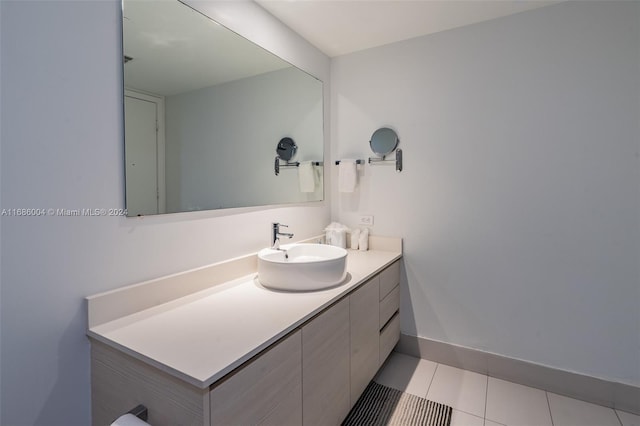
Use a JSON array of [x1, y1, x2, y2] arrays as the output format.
[[349, 276, 380, 406], [379, 313, 400, 367], [302, 298, 350, 425], [91, 340, 208, 426], [210, 331, 302, 426], [379, 260, 400, 301], [379, 285, 400, 329]]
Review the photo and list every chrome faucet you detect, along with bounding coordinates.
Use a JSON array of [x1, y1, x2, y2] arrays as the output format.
[[272, 222, 294, 249]]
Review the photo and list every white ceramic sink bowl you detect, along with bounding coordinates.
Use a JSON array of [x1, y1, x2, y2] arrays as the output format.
[[257, 243, 348, 291]]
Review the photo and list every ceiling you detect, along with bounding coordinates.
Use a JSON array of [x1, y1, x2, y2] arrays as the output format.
[[255, 0, 560, 57]]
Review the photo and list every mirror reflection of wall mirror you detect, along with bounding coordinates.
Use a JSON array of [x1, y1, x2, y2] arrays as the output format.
[[277, 138, 298, 162], [122, 0, 324, 217]]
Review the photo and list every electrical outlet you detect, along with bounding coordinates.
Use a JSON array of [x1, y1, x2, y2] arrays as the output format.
[[358, 215, 374, 226]]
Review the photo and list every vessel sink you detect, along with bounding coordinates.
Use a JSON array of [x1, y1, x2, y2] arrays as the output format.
[[257, 243, 348, 291]]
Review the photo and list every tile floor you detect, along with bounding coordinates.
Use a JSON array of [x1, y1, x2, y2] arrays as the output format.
[[373, 352, 640, 426]]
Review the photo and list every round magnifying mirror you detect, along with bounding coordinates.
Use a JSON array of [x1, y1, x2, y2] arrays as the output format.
[[276, 137, 297, 161], [369, 127, 399, 157]]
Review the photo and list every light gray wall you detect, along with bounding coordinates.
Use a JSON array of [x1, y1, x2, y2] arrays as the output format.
[[165, 67, 323, 212], [332, 1, 640, 386], [0, 1, 330, 425]]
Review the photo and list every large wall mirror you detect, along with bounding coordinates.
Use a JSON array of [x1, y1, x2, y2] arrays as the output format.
[[122, 0, 324, 217]]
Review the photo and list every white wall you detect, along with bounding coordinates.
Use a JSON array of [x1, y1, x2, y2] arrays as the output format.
[[332, 1, 640, 386], [0, 1, 330, 425], [165, 67, 323, 212]]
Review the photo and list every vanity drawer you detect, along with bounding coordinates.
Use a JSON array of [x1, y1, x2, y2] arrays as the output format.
[[379, 312, 400, 366], [379, 261, 400, 301], [379, 285, 399, 329]]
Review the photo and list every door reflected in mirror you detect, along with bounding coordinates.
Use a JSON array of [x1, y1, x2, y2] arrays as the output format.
[[122, 0, 324, 216]]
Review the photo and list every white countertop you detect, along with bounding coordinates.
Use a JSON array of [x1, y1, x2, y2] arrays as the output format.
[[88, 247, 401, 389]]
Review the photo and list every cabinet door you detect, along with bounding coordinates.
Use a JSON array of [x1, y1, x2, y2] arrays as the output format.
[[210, 330, 302, 426], [302, 298, 350, 425], [350, 275, 380, 406]]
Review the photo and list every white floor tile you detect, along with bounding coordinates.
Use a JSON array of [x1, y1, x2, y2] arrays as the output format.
[[374, 353, 629, 426], [426, 364, 488, 417], [450, 409, 484, 426], [485, 377, 553, 426], [373, 352, 437, 397], [547, 393, 620, 426], [617, 410, 640, 426]]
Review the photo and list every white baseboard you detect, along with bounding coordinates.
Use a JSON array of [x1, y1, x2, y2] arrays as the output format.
[[396, 333, 639, 415]]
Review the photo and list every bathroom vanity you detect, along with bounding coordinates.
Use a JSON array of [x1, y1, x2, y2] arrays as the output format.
[[87, 237, 401, 425]]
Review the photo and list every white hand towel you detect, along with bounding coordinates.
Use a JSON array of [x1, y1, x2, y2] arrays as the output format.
[[350, 228, 360, 250], [359, 227, 369, 251], [298, 161, 316, 192], [338, 159, 357, 193]]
